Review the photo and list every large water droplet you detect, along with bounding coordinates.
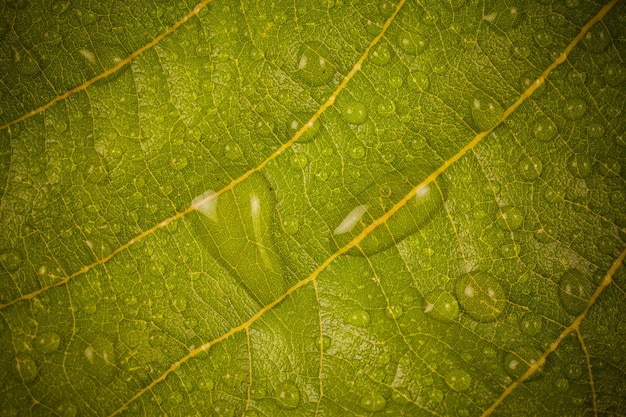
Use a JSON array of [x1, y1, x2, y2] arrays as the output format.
[[340, 101, 368, 125], [502, 344, 544, 380], [566, 154, 593, 178], [445, 368, 472, 392], [190, 172, 286, 306], [333, 173, 445, 255], [519, 312, 542, 335], [455, 272, 506, 322], [497, 207, 524, 230], [35, 332, 61, 354], [347, 309, 371, 327], [370, 44, 391, 66], [423, 291, 459, 323], [358, 392, 387, 412], [14, 355, 38, 383], [518, 157, 543, 181], [471, 93, 504, 131], [275, 380, 300, 409], [0, 249, 23, 271], [563, 97, 587, 120], [407, 70, 429, 91], [296, 43, 334, 86], [558, 269, 591, 316]]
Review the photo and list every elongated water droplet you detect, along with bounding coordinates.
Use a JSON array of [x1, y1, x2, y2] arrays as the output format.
[[359, 392, 387, 412], [281, 215, 299, 235], [275, 380, 300, 409], [455, 272, 506, 322], [347, 309, 370, 327], [14, 355, 38, 383], [287, 115, 321, 143], [558, 269, 591, 316], [84, 338, 117, 381], [296, 42, 334, 86], [583, 22, 610, 53], [190, 173, 286, 305], [423, 291, 459, 323]]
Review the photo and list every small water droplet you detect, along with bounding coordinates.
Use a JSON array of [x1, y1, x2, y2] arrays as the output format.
[[391, 387, 411, 405], [385, 305, 403, 319], [212, 400, 235, 417], [359, 392, 387, 412], [288, 116, 321, 143], [544, 188, 563, 204], [225, 143, 243, 160], [14, 355, 38, 382], [497, 207, 524, 230], [565, 363, 582, 379], [388, 74, 403, 89], [0, 249, 23, 271], [423, 291, 459, 323], [533, 118, 558, 142], [290, 153, 308, 169], [377, 351, 391, 365], [518, 157, 543, 181], [376, 98, 395, 116], [445, 368, 472, 392], [397, 31, 427, 55], [603, 63, 625, 88], [519, 312, 542, 335], [534, 227, 554, 243], [281, 215, 299, 235], [322, 335, 331, 350], [563, 97, 587, 120], [370, 44, 391, 66], [54, 401, 77, 417], [500, 242, 520, 258], [583, 22, 610, 53], [347, 309, 371, 327], [35, 332, 61, 354], [566, 154, 593, 178], [275, 380, 300, 409], [170, 297, 187, 313], [534, 31, 553, 48], [296, 43, 334, 86], [558, 269, 591, 315], [349, 145, 365, 159], [471, 93, 504, 131], [455, 272, 506, 322], [502, 344, 544, 380], [407, 70, 429, 91], [341, 101, 368, 125]]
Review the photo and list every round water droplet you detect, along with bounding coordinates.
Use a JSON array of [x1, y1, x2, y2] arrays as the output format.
[[35, 332, 61, 354], [376, 98, 395, 116], [544, 188, 563, 204], [397, 31, 427, 55], [389, 74, 403, 89], [296, 43, 334, 86], [281, 215, 299, 235], [534, 227, 554, 243], [55, 401, 77, 417], [407, 70, 429, 91], [14, 355, 38, 382], [499, 243, 520, 258], [603, 63, 625, 88], [497, 208, 524, 230], [563, 97, 587, 120], [385, 305, 403, 319], [341, 101, 368, 125], [290, 153, 309, 169], [554, 377, 569, 392], [212, 400, 235, 417], [445, 368, 472, 392], [0, 249, 23, 271], [83, 338, 117, 381], [275, 380, 300, 409], [377, 352, 391, 365], [565, 364, 582, 379], [502, 344, 544, 380], [349, 145, 365, 159], [423, 291, 459, 323], [471, 93, 504, 131], [359, 392, 387, 412], [519, 312, 542, 335], [170, 297, 187, 313], [533, 118, 558, 142], [347, 309, 371, 327], [566, 154, 593, 178], [583, 22, 610, 53], [391, 387, 410, 405], [455, 272, 507, 322], [518, 157, 542, 181], [224, 143, 242, 160], [370, 44, 391, 66], [534, 31, 553, 48], [558, 269, 591, 315]]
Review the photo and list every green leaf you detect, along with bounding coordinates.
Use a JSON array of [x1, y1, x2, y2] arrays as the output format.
[[1, 0, 625, 416]]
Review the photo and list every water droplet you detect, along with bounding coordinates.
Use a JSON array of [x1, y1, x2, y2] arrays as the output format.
[[519, 312, 542, 335], [296, 42, 334, 86], [455, 272, 506, 322], [191, 173, 286, 305], [534, 31, 553, 48], [499, 242, 520, 258], [544, 188, 563, 204], [0, 249, 23, 271], [497, 207, 524, 230], [170, 297, 187, 313], [385, 305, 403, 319], [518, 157, 542, 181], [14, 355, 38, 383], [388, 74, 403, 89], [35, 332, 61, 354], [290, 153, 308, 169], [563, 97, 587, 120], [341, 101, 368, 125], [224, 143, 243, 160], [511, 44, 531, 60], [471, 93, 504, 131], [407, 70, 429, 91], [566, 154, 593, 178], [376, 98, 395, 116], [603, 63, 625, 88], [370, 44, 391, 66], [565, 363, 582, 379], [359, 392, 387, 412], [423, 291, 459, 323], [502, 344, 544, 380], [533, 118, 558, 142], [445, 368, 472, 392], [54, 401, 77, 417], [83, 338, 117, 381], [534, 227, 554, 243], [349, 145, 365, 159], [391, 387, 410, 404], [397, 31, 427, 55], [322, 335, 331, 351], [281, 215, 299, 235], [583, 22, 610, 53], [347, 309, 371, 327], [554, 377, 569, 392], [275, 380, 300, 409], [288, 116, 321, 143], [558, 269, 591, 315], [171, 157, 188, 171], [212, 400, 235, 417]]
